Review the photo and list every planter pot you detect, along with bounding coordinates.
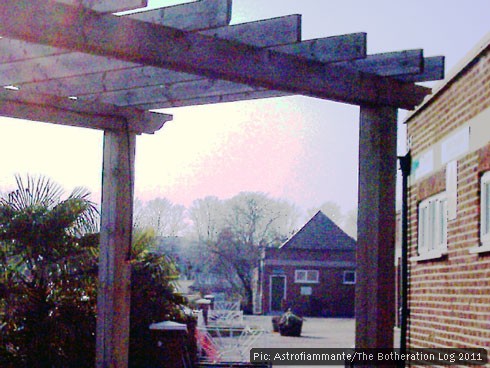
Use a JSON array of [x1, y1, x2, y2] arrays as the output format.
[[278, 312, 303, 337]]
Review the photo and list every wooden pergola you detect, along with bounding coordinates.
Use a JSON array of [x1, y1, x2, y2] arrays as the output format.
[[0, 1, 444, 366]]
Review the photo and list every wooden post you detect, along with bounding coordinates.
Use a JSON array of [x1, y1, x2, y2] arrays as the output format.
[[96, 128, 136, 368], [356, 106, 397, 351]]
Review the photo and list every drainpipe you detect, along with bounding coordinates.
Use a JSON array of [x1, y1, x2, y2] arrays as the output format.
[[398, 152, 411, 366]]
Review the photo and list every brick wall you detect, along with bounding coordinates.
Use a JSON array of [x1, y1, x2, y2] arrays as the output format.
[[261, 248, 355, 317], [405, 44, 490, 356]]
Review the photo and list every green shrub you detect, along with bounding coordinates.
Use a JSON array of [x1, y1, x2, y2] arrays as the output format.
[[0, 176, 188, 367]]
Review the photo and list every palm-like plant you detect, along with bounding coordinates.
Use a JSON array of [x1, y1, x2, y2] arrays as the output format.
[[129, 228, 189, 367], [0, 175, 190, 367], [0, 175, 99, 367]]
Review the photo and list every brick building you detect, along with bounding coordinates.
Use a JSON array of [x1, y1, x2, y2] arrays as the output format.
[[404, 33, 490, 351], [255, 211, 356, 317]]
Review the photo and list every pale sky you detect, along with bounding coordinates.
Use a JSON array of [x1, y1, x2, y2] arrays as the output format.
[[0, 0, 489, 217]]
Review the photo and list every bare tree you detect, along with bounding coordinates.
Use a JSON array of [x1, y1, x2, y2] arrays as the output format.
[[133, 197, 145, 229], [188, 196, 225, 243], [209, 227, 260, 312], [225, 192, 299, 246], [135, 197, 187, 237], [206, 192, 299, 312]]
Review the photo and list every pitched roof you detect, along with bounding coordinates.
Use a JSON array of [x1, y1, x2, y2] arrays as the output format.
[[280, 211, 356, 251]]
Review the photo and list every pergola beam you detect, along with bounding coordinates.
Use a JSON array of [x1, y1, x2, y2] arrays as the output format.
[[0, 89, 171, 134], [337, 49, 424, 76], [11, 22, 367, 110], [395, 56, 445, 83], [137, 88, 290, 110], [0, 15, 301, 97], [198, 14, 301, 47], [127, 0, 232, 30], [271, 33, 367, 63], [0, 52, 136, 86], [0, 0, 430, 109], [58, 0, 147, 13]]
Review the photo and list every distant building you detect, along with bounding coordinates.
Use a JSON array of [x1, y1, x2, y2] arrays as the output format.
[[255, 211, 356, 317]]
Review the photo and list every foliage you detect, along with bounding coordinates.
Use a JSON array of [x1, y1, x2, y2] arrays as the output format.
[[208, 228, 260, 312], [128, 228, 189, 368], [201, 192, 299, 313], [0, 175, 99, 367], [0, 176, 189, 367]]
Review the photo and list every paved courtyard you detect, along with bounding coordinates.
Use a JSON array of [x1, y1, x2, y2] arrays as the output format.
[[243, 315, 355, 349], [214, 315, 355, 367]]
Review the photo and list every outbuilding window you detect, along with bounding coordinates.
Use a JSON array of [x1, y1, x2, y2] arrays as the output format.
[[343, 271, 356, 284], [417, 192, 447, 259], [294, 269, 319, 283]]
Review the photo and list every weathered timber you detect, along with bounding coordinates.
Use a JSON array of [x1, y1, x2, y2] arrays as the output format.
[[11, 15, 303, 102], [96, 129, 136, 368], [395, 56, 445, 82], [0, 88, 171, 134], [0, 38, 64, 64], [17, 67, 200, 98], [270, 33, 367, 63], [0, 52, 137, 86], [56, 0, 146, 13], [356, 106, 397, 351], [127, 0, 232, 30], [136, 88, 290, 110], [0, 0, 431, 109], [198, 14, 301, 47], [336, 49, 423, 76]]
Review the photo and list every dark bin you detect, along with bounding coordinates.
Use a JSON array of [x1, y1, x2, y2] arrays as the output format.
[[149, 321, 193, 368]]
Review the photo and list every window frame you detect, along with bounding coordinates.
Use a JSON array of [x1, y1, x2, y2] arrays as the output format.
[[343, 271, 356, 285], [415, 191, 448, 260], [471, 171, 490, 254], [480, 171, 490, 246], [294, 269, 319, 284]]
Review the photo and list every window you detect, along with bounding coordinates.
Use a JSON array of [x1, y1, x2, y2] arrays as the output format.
[[294, 269, 319, 283], [478, 171, 490, 250], [417, 192, 447, 259], [343, 271, 356, 284], [470, 171, 490, 254]]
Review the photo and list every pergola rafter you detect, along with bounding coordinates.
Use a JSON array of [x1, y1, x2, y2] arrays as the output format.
[[0, 1, 445, 367], [0, 0, 443, 117]]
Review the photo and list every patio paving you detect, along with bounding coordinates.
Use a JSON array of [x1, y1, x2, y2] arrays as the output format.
[[218, 315, 355, 367], [243, 315, 355, 348]]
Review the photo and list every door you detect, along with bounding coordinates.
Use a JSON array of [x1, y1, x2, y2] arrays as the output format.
[[270, 275, 286, 312]]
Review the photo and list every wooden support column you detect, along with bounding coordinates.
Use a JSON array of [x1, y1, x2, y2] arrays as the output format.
[[356, 106, 397, 351], [96, 127, 136, 368]]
